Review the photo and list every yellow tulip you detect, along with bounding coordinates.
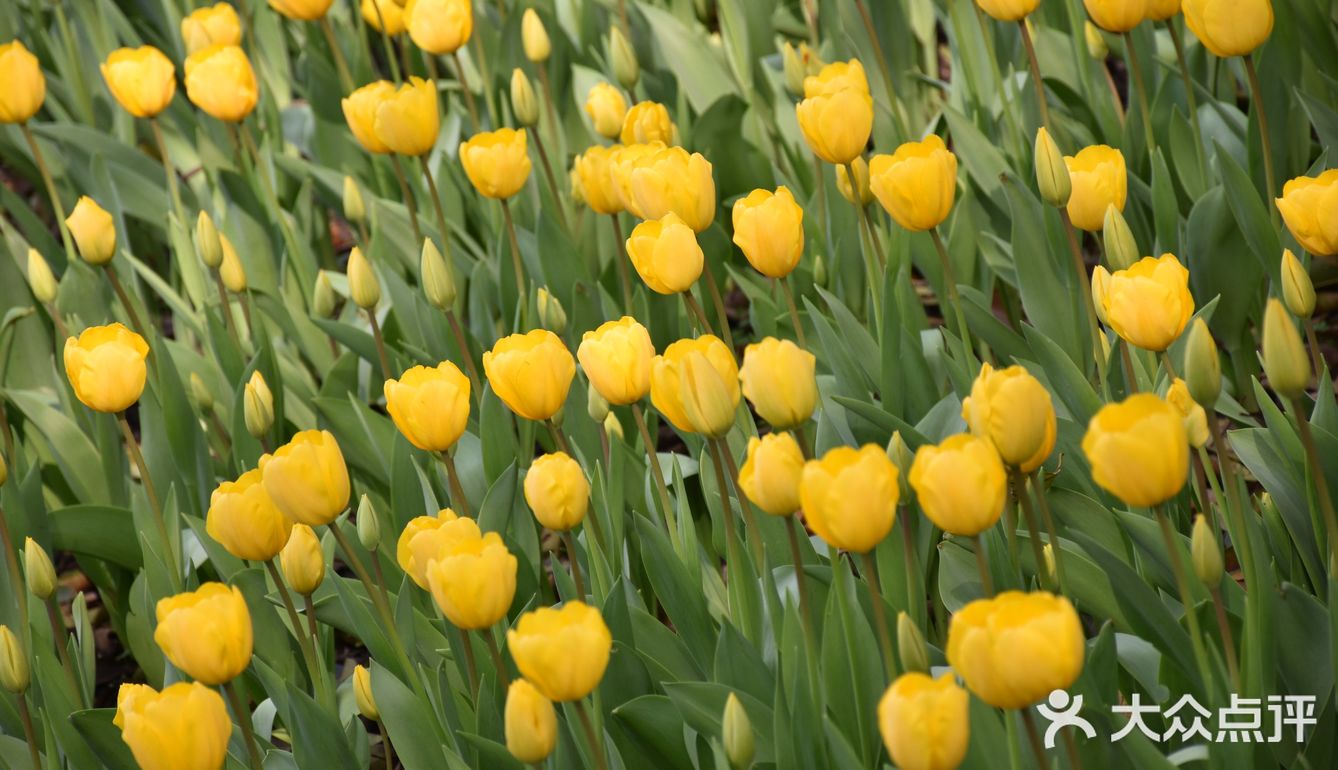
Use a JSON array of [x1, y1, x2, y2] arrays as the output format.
[[1191, 514, 1223, 586], [385, 362, 471, 452], [243, 370, 273, 439], [101, 46, 176, 118], [259, 430, 352, 526], [577, 316, 655, 405], [625, 213, 705, 295], [975, 0, 1040, 20], [23, 538, 56, 600], [1081, 393, 1189, 507], [732, 187, 804, 278], [511, 68, 538, 126], [406, 0, 473, 55], [836, 157, 874, 206], [460, 128, 532, 199], [1276, 170, 1338, 257], [268, 0, 335, 20], [630, 145, 716, 232], [739, 337, 817, 430], [0, 41, 45, 124], [572, 145, 623, 215], [521, 8, 551, 62], [1182, 0, 1272, 57], [909, 434, 1007, 536], [1145, 0, 1181, 21], [425, 529, 518, 629], [0, 626, 26, 693], [1102, 253, 1194, 352], [280, 523, 325, 595], [1280, 248, 1316, 317], [782, 41, 824, 96], [1034, 127, 1071, 208], [154, 583, 253, 684], [1091, 265, 1111, 324], [802, 59, 869, 98], [184, 44, 257, 122], [948, 590, 1084, 709], [800, 445, 899, 553], [394, 509, 458, 586], [878, 673, 970, 770], [483, 330, 576, 422], [362, 0, 405, 34], [374, 77, 439, 156], [352, 664, 379, 720], [182, 3, 242, 54], [650, 335, 740, 437], [506, 679, 558, 763], [869, 135, 958, 232], [66, 196, 117, 265], [343, 81, 395, 154], [524, 452, 589, 531], [723, 693, 755, 769], [507, 601, 612, 701], [1084, 0, 1147, 32], [1166, 378, 1209, 448], [1184, 317, 1221, 407], [738, 432, 805, 516], [219, 232, 247, 292], [1064, 145, 1126, 231], [207, 468, 294, 562], [1261, 297, 1310, 399], [585, 83, 628, 140], [26, 248, 58, 304], [961, 363, 1056, 472], [608, 142, 662, 218], [116, 682, 231, 770], [63, 323, 149, 413], [795, 88, 873, 166], [620, 101, 674, 145]]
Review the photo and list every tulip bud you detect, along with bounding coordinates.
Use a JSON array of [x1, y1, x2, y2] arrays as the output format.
[[1034, 128, 1071, 208], [536, 287, 567, 334], [722, 693, 755, 770], [813, 252, 827, 287], [347, 246, 381, 310], [244, 371, 274, 440], [1085, 21, 1108, 59], [67, 196, 117, 265], [281, 524, 325, 595], [1184, 319, 1221, 408], [0, 452, 6, 487], [522, 9, 551, 62], [603, 412, 624, 441], [421, 238, 457, 310], [1042, 542, 1057, 585], [587, 385, 610, 423], [1102, 204, 1138, 270], [1191, 514, 1223, 588], [196, 211, 223, 269], [505, 679, 558, 763], [781, 42, 806, 97], [1091, 265, 1111, 326], [357, 494, 381, 550], [510, 68, 539, 127], [610, 25, 639, 91], [312, 270, 337, 318], [1280, 249, 1316, 318], [190, 372, 214, 412], [23, 538, 56, 601], [219, 233, 247, 292], [353, 664, 379, 721], [896, 612, 930, 674], [887, 431, 914, 501], [0, 627, 28, 693], [1262, 298, 1310, 399], [26, 248, 58, 304], [343, 175, 366, 225]]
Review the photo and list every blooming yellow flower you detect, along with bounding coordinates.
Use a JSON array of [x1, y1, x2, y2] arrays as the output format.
[[507, 601, 612, 701], [406, 0, 472, 54], [1276, 170, 1338, 257], [64, 323, 149, 413], [116, 682, 231, 770], [1182, 0, 1272, 57], [181, 3, 242, 54], [101, 47, 176, 118], [802, 59, 869, 98], [572, 145, 623, 215], [909, 434, 1007, 536], [800, 445, 899, 553], [524, 452, 590, 531], [877, 673, 970, 770], [961, 363, 1056, 472], [374, 77, 440, 156], [577, 316, 655, 405], [1081, 393, 1189, 507], [585, 83, 628, 139], [625, 213, 705, 295], [947, 590, 1085, 709], [1064, 145, 1126, 231], [483, 330, 576, 422], [1084, 0, 1148, 33], [1102, 253, 1194, 352], [630, 145, 716, 232], [425, 528, 517, 629], [651, 335, 740, 437], [795, 87, 873, 166], [154, 583, 253, 685], [385, 362, 471, 452], [738, 432, 805, 516], [259, 430, 351, 526], [268, 0, 335, 20], [184, 44, 257, 122], [620, 101, 674, 145], [460, 128, 532, 199], [732, 187, 804, 278], [342, 81, 395, 154], [207, 468, 294, 562], [739, 337, 817, 430], [869, 135, 958, 232], [0, 41, 45, 124]]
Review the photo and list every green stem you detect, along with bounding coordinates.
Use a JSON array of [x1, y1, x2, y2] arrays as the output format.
[[223, 680, 266, 770], [530, 128, 568, 232], [418, 155, 456, 266], [367, 309, 392, 383], [717, 438, 767, 568], [785, 515, 823, 705], [546, 420, 572, 455], [610, 215, 634, 315], [1061, 210, 1108, 392], [1210, 587, 1241, 691], [849, 166, 884, 328], [559, 529, 586, 598], [858, 551, 897, 678], [46, 598, 85, 706], [103, 265, 147, 338], [973, 533, 995, 596], [20, 124, 76, 263], [264, 560, 330, 707], [852, 0, 910, 139], [389, 155, 423, 244], [929, 227, 974, 366], [439, 451, 473, 518], [501, 198, 529, 327], [150, 118, 184, 218], [116, 413, 181, 590], [1029, 470, 1069, 594], [1290, 397, 1338, 564], [780, 276, 808, 348], [1242, 54, 1277, 223], [319, 17, 355, 94], [16, 695, 42, 770], [451, 52, 482, 132], [1154, 505, 1216, 695], [445, 309, 483, 402], [328, 524, 420, 689], [376, 718, 396, 770], [701, 265, 734, 351], [482, 629, 510, 688], [1017, 20, 1052, 132], [0, 506, 29, 633], [1011, 469, 1052, 591], [574, 699, 609, 770], [1122, 32, 1156, 156], [682, 291, 715, 337], [1166, 23, 1209, 180], [631, 404, 679, 546], [1020, 709, 1048, 770], [214, 271, 242, 348]]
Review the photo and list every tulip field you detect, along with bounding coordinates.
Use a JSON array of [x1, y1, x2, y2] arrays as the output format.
[[2, 0, 1338, 767]]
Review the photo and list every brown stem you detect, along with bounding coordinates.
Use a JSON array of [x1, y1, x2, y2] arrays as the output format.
[[367, 310, 392, 383], [0, 508, 29, 633], [681, 291, 715, 337], [1018, 21, 1053, 132], [530, 129, 568, 232], [16, 695, 42, 770], [482, 630, 510, 688], [1210, 587, 1241, 691], [1021, 709, 1049, 770], [439, 451, 473, 518], [1242, 54, 1276, 221], [545, 420, 572, 455], [103, 265, 147, 338], [318, 17, 355, 94], [303, 593, 320, 646], [780, 277, 808, 348], [389, 155, 423, 245], [223, 680, 266, 770], [418, 156, 455, 267], [559, 529, 586, 598], [445, 309, 483, 402], [1304, 319, 1325, 382], [701, 264, 734, 351], [858, 551, 896, 677]]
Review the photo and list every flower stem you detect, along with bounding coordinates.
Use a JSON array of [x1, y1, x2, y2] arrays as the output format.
[[701, 265, 734, 351], [149, 118, 184, 218], [376, 718, 395, 770], [609, 215, 634, 315], [451, 52, 482, 131], [45, 598, 85, 706], [319, 17, 355, 94], [116, 412, 180, 590], [0, 505, 29, 631], [1303, 319, 1326, 384], [367, 2, 402, 82], [1122, 32, 1156, 156], [1153, 504, 1216, 693], [223, 680, 266, 770], [972, 533, 995, 596], [716, 438, 766, 568], [1017, 20, 1052, 133], [438, 451, 473, 518], [214, 271, 242, 347], [1060, 209, 1108, 392], [1166, 22, 1208, 179], [545, 420, 572, 455], [501, 198, 528, 327], [103, 265, 147, 338], [16, 694, 42, 770], [1021, 709, 1049, 770], [1242, 54, 1277, 222], [367, 309, 392, 383], [858, 551, 897, 678], [1011, 469, 1053, 591], [631, 404, 678, 546], [1289, 397, 1338, 564], [418, 156, 456, 268], [681, 291, 715, 337], [535, 62, 561, 158], [445, 309, 483, 402], [1209, 586, 1241, 691], [482, 629, 510, 689], [264, 559, 330, 708], [328, 524, 420, 689], [929, 226, 974, 366], [389, 155, 423, 245], [19, 123, 75, 261], [559, 530, 586, 598], [780, 277, 808, 348], [1029, 470, 1069, 594], [573, 699, 609, 770], [530, 129, 568, 232]]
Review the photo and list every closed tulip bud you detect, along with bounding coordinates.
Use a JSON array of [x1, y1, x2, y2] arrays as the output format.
[[1191, 514, 1223, 587], [1065, 145, 1126, 232], [385, 362, 470, 451], [1166, 379, 1210, 448], [878, 673, 970, 770], [182, 3, 242, 55], [603, 412, 624, 441], [244, 371, 274, 440], [342, 80, 395, 154], [117, 682, 231, 770], [342, 175, 366, 225], [796, 88, 873, 166], [1183, 0, 1272, 57], [0, 627, 27, 693], [67, 196, 117, 265], [578, 317, 655, 405], [800, 445, 899, 553], [739, 337, 817, 430], [572, 145, 622, 215], [281, 524, 325, 595], [346, 246, 380, 310], [26, 248, 58, 304], [485, 330, 576, 422], [184, 44, 258, 122], [461, 128, 532, 199], [651, 335, 740, 437], [351, 664, 379, 720], [507, 601, 611, 701], [1090, 266, 1112, 326], [909, 434, 1007, 536], [869, 136, 958, 232], [1034, 128, 1071, 208], [1184, 318, 1221, 407], [426, 526, 517, 629], [1280, 249, 1316, 318], [196, 211, 223, 269], [524, 452, 590, 531], [219, 232, 247, 292], [1101, 205, 1138, 271], [268, 0, 335, 20], [721, 693, 755, 769], [620, 101, 675, 145], [836, 157, 874, 206], [897, 612, 930, 674], [586, 389, 611, 425], [0, 41, 45, 124], [781, 42, 806, 96], [420, 238, 457, 310], [536, 288, 567, 334], [510, 69, 539, 126], [1085, 22, 1109, 58], [406, 0, 473, 55], [101, 46, 176, 118], [626, 213, 705, 295], [888, 431, 914, 499], [23, 538, 56, 600], [584, 83, 628, 139], [1276, 170, 1338, 257], [976, 0, 1040, 20], [732, 187, 804, 279], [630, 146, 716, 232], [207, 467, 292, 561], [738, 432, 804, 516], [1084, 0, 1147, 32], [1262, 298, 1310, 399], [610, 25, 639, 90], [519, 9, 551, 62], [312, 270, 337, 318], [1082, 394, 1189, 507], [355, 494, 381, 550], [154, 583, 253, 684], [260, 430, 351, 526], [947, 591, 1084, 709], [505, 679, 557, 763], [190, 372, 214, 412], [1042, 542, 1058, 585], [1102, 254, 1194, 352], [373, 77, 440, 156], [64, 323, 149, 413], [361, 0, 405, 34], [812, 252, 827, 287], [961, 363, 1057, 472]]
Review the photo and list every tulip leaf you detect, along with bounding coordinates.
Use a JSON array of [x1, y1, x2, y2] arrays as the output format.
[[68, 709, 139, 770], [610, 695, 697, 770]]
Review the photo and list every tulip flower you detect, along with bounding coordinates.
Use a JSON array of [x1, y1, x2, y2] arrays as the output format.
[[650, 335, 740, 438], [800, 445, 899, 553], [352, 664, 379, 720], [26, 248, 58, 304], [23, 538, 56, 600], [206, 468, 294, 562], [738, 432, 805, 516], [625, 213, 706, 295], [101, 46, 176, 118], [259, 430, 351, 526], [739, 337, 818, 430], [869, 135, 958, 232], [219, 232, 247, 292], [116, 682, 231, 770], [1102, 254, 1194, 352], [406, 0, 473, 55], [280, 524, 325, 595], [577, 316, 655, 405], [385, 362, 471, 452], [1182, 0, 1272, 57], [909, 434, 1008, 536], [268, 0, 335, 20], [961, 363, 1057, 472], [795, 87, 873, 166], [1081, 393, 1189, 507], [154, 583, 253, 685], [608, 142, 661, 217], [395, 509, 460, 587], [0, 41, 45, 124], [373, 77, 440, 156], [723, 693, 755, 769], [732, 187, 804, 279], [803, 59, 869, 97], [505, 679, 558, 763], [878, 673, 970, 770], [1064, 145, 1126, 231], [184, 44, 257, 122], [524, 452, 590, 531], [572, 145, 623, 215], [65, 196, 117, 265], [243, 371, 273, 440], [836, 157, 874, 206], [483, 330, 576, 422], [620, 101, 675, 145], [181, 3, 242, 54], [1166, 379, 1210, 448], [585, 83, 628, 139], [1280, 249, 1316, 318], [460, 128, 532, 199], [521, 8, 551, 62], [0, 626, 26, 693], [1084, 0, 1148, 33], [630, 145, 716, 232], [1183, 318, 1221, 407], [342, 81, 395, 154], [781, 41, 824, 96], [425, 529, 518, 629], [63, 323, 149, 413], [507, 601, 612, 701], [1261, 298, 1310, 399], [1275, 169, 1338, 257], [1145, 0, 1181, 20]]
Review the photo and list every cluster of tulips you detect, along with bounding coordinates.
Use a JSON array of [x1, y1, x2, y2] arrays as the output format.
[[0, 0, 1336, 767]]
